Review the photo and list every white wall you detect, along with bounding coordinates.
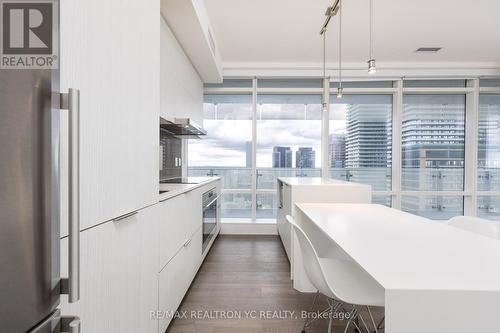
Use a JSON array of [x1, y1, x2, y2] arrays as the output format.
[[160, 16, 203, 125]]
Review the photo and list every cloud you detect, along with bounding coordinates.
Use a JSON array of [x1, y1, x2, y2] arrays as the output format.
[[189, 119, 322, 167]]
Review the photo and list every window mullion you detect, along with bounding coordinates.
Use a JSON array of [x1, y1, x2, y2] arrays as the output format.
[[321, 77, 330, 179], [392, 80, 403, 209], [251, 77, 257, 221], [464, 79, 480, 216]]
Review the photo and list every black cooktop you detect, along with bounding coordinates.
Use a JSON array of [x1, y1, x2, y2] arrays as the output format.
[[160, 177, 200, 184]]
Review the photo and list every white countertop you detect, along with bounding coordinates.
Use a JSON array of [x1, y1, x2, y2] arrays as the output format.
[[296, 203, 500, 291], [278, 177, 370, 188], [159, 177, 220, 201]]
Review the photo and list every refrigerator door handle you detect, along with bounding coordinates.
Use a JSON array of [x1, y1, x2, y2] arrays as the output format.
[[59, 89, 81, 303], [61, 316, 81, 333]]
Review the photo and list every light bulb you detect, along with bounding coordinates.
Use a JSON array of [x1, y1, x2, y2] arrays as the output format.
[[368, 59, 376, 74], [336, 87, 343, 99]]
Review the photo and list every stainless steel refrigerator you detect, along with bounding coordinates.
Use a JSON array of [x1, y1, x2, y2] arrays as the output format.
[[0, 1, 81, 331]]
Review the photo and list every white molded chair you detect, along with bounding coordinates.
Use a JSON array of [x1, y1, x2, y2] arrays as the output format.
[[447, 216, 500, 240], [286, 215, 384, 333]]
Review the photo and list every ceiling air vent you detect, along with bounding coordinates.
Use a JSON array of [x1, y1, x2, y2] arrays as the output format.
[[416, 47, 442, 52]]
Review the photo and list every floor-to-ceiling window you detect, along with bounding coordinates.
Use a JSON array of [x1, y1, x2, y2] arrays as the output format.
[[400, 93, 466, 219], [189, 77, 500, 222], [477, 85, 500, 219], [328, 94, 393, 206], [256, 94, 322, 218], [188, 93, 253, 220]]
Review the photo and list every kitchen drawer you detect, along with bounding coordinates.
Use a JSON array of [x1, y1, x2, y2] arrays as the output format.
[[158, 194, 186, 270], [158, 227, 202, 333], [181, 188, 203, 241], [158, 189, 202, 271]]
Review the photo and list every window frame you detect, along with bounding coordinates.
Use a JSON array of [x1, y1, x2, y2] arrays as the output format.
[[477, 83, 500, 218], [195, 77, 500, 222], [400, 89, 470, 218]]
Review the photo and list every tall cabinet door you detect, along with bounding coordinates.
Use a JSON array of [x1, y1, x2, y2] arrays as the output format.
[[59, 0, 160, 232], [60, 205, 159, 333]]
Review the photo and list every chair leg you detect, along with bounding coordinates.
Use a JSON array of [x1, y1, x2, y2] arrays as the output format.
[[357, 311, 371, 333], [343, 318, 351, 333], [328, 309, 333, 333], [305, 303, 337, 329], [376, 317, 385, 331], [343, 306, 360, 333], [302, 291, 320, 333], [366, 306, 379, 333]]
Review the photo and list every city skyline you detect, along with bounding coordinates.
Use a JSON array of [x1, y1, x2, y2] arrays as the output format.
[[296, 147, 316, 168], [272, 146, 292, 168], [189, 120, 322, 167], [188, 97, 500, 220]]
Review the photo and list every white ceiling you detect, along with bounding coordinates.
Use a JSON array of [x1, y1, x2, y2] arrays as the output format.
[[205, 0, 500, 71]]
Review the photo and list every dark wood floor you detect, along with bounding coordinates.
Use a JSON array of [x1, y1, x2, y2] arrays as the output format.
[[167, 235, 383, 333]]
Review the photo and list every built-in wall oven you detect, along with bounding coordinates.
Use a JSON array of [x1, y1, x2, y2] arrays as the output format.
[[202, 188, 220, 252]]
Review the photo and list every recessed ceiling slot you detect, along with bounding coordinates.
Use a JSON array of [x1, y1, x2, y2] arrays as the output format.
[[416, 47, 442, 52]]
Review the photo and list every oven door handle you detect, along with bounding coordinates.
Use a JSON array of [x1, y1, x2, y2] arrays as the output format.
[[203, 194, 220, 210]]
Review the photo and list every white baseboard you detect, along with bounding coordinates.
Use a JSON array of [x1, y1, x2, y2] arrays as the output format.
[[220, 222, 278, 235]]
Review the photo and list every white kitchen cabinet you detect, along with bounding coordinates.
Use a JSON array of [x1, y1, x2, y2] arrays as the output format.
[[158, 193, 190, 271], [160, 16, 203, 125], [277, 177, 372, 263], [60, 205, 159, 333], [160, 0, 223, 83], [158, 226, 203, 333], [277, 182, 293, 259], [59, 0, 160, 233], [276, 177, 372, 291], [158, 183, 218, 271]]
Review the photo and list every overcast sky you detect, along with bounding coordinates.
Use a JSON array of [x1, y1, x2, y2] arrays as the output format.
[[188, 104, 349, 167]]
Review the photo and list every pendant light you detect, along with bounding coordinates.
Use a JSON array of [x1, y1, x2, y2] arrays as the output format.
[[322, 30, 329, 112], [337, 0, 343, 98], [367, 0, 376, 74]]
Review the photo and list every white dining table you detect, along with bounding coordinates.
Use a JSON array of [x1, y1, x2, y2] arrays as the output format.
[[293, 203, 500, 333]]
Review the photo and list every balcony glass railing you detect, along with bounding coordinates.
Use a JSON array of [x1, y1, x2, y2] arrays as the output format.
[[188, 167, 320, 220], [477, 168, 500, 191], [188, 166, 493, 220], [329, 168, 391, 191], [401, 168, 465, 191]]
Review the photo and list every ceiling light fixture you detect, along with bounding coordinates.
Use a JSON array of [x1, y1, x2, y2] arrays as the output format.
[[337, 0, 343, 99], [320, 0, 341, 35], [367, 0, 376, 74], [322, 30, 329, 112], [319, 0, 341, 108]]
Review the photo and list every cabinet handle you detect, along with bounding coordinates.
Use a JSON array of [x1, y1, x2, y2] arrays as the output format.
[[59, 88, 81, 303], [61, 315, 81, 333], [183, 238, 192, 247], [113, 210, 138, 223], [203, 194, 220, 210], [278, 181, 284, 209]]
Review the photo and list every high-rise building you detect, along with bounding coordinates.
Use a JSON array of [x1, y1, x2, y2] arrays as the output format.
[[329, 134, 346, 168], [478, 102, 500, 207], [478, 102, 500, 170], [272, 146, 292, 168], [401, 104, 465, 170], [345, 104, 392, 168], [401, 101, 466, 217], [245, 141, 252, 168], [296, 147, 315, 168]]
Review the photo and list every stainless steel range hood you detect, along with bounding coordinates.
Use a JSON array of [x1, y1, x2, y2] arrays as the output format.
[[160, 117, 207, 136]]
